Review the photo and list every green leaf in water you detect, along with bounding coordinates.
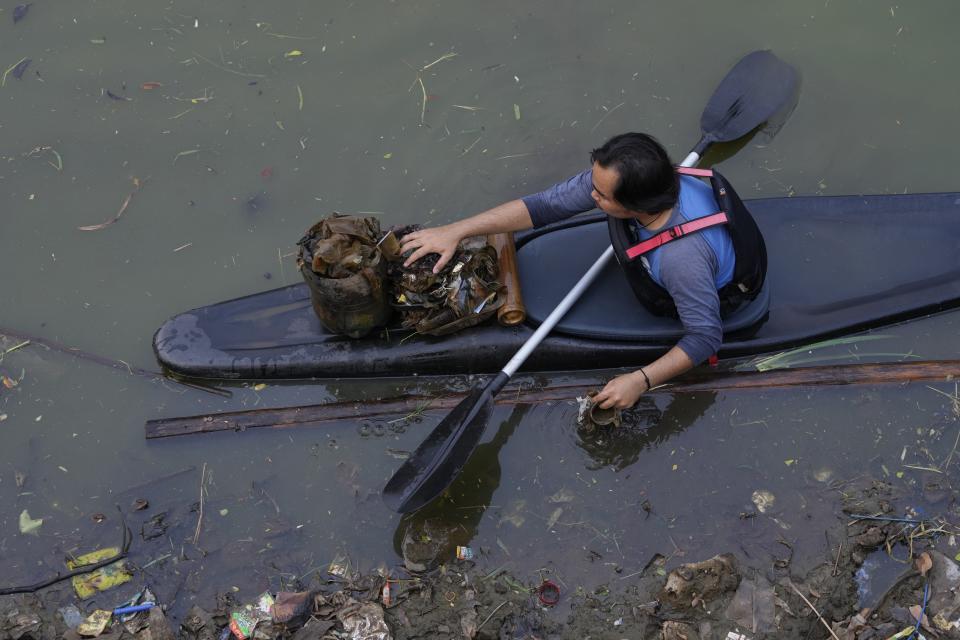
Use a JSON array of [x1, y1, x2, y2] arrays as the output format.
[[751, 334, 895, 372], [19, 510, 43, 535]]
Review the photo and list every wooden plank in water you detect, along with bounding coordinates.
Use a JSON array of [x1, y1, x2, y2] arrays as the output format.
[[144, 360, 960, 440]]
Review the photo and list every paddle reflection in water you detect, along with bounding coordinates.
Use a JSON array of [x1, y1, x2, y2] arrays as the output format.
[[391, 405, 530, 569], [389, 390, 717, 567], [575, 392, 717, 471]]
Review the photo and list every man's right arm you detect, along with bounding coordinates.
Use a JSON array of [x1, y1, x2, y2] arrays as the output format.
[[400, 199, 533, 272], [401, 168, 595, 273]]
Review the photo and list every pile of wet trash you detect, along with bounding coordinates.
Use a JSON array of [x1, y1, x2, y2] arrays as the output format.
[[5, 474, 960, 639], [297, 215, 502, 339]]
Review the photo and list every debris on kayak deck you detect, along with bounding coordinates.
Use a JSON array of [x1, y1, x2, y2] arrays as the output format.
[[387, 227, 503, 336], [296, 215, 505, 339], [297, 215, 392, 338]]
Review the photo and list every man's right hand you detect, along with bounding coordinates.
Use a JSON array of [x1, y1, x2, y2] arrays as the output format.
[[400, 224, 464, 273]]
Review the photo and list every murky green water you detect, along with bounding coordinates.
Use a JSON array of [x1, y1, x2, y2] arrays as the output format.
[[3, 0, 960, 616]]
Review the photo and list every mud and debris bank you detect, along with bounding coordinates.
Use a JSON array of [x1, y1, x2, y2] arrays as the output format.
[[3, 477, 960, 640]]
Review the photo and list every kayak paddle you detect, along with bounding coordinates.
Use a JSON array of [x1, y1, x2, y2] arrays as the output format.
[[382, 50, 800, 514]]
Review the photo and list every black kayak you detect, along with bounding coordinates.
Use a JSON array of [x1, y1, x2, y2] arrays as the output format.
[[154, 191, 960, 380]]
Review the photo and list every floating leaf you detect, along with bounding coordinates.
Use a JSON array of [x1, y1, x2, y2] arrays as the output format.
[[253, 383, 267, 391], [140, 82, 162, 90], [2, 375, 17, 389], [784, 459, 795, 466], [545, 507, 563, 529], [90, 37, 106, 44], [19, 509, 43, 535], [513, 104, 521, 120], [13, 3, 31, 24], [916, 551, 932, 576], [383, 153, 392, 159], [284, 50, 303, 58]]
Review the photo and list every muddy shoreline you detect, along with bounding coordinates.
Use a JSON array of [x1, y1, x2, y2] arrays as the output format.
[[4, 475, 959, 640]]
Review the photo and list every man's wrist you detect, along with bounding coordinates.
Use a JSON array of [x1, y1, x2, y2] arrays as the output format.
[[635, 368, 652, 392]]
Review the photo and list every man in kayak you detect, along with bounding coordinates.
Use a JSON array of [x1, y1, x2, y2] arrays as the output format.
[[401, 132, 747, 410]]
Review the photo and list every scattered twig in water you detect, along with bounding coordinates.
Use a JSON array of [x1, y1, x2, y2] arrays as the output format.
[[192, 51, 266, 78], [477, 601, 509, 634], [255, 22, 318, 40], [832, 540, 843, 577], [78, 177, 142, 231], [459, 135, 482, 157], [193, 463, 207, 545], [407, 52, 457, 126], [416, 76, 428, 125], [590, 101, 625, 132], [1, 57, 28, 87], [386, 398, 435, 424], [2, 340, 30, 357], [141, 553, 172, 570], [23, 145, 62, 172], [173, 149, 200, 164], [787, 580, 842, 640], [422, 52, 458, 70]]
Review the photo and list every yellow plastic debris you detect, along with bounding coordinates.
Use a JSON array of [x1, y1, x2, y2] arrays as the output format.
[[77, 610, 111, 637], [67, 547, 132, 599]]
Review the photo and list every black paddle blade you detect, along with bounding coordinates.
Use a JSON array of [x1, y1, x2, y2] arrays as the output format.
[[383, 372, 508, 513], [700, 50, 799, 144]]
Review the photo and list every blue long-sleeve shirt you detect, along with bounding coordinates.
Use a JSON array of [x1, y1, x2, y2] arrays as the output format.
[[521, 170, 725, 364]]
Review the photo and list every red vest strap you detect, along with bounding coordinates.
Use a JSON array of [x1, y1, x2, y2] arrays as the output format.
[[675, 167, 714, 177], [625, 212, 729, 260]]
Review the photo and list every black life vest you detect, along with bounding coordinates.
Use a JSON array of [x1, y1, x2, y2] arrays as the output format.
[[607, 166, 767, 318]]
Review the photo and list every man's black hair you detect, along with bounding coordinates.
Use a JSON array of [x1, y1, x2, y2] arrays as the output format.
[[590, 133, 679, 214]]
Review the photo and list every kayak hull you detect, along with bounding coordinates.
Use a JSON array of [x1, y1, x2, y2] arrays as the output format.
[[154, 192, 960, 379]]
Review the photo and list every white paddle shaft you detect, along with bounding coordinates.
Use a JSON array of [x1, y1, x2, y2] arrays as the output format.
[[500, 152, 701, 378]]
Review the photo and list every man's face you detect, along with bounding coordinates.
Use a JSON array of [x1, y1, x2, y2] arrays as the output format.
[[591, 162, 633, 219]]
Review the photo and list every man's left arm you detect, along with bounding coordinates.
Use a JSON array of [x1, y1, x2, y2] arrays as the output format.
[[594, 241, 722, 409]]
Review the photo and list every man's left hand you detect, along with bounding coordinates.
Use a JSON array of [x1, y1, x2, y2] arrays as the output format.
[[593, 371, 647, 409]]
